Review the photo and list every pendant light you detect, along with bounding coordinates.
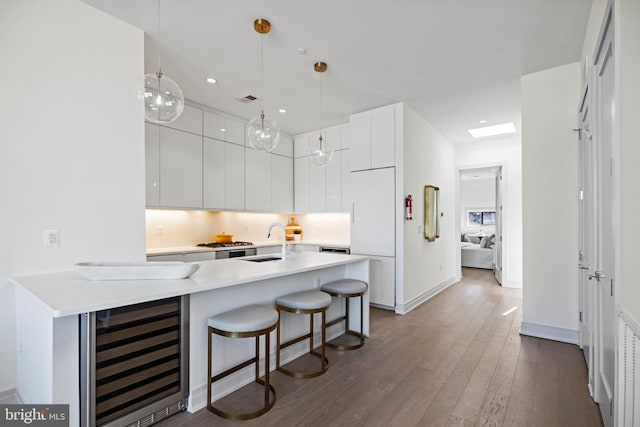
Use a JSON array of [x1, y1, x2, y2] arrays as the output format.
[[142, 0, 184, 124], [308, 61, 334, 167], [246, 18, 280, 152]]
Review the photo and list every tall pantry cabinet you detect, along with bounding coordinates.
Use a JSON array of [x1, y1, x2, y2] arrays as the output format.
[[349, 104, 399, 309]]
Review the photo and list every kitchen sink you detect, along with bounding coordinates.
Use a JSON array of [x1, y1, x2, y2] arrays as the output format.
[[242, 256, 282, 263]]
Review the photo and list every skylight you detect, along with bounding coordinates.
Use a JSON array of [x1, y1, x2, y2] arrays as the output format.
[[468, 122, 516, 139]]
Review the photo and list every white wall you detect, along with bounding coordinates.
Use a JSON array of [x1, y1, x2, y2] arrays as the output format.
[[521, 62, 581, 340], [455, 136, 523, 287], [0, 0, 144, 394], [460, 178, 496, 235], [616, 0, 640, 323], [399, 105, 457, 310]]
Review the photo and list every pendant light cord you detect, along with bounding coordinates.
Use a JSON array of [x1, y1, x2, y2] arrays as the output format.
[[319, 71, 324, 151], [157, 0, 162, 72]]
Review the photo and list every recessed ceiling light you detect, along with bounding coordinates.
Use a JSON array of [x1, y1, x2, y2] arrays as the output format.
[[279, 109, 287, 113], [297, 48, 307, 55], [468, 122, 516, 139], [206, 77, 217, 84], [479, 120, 487, 124]]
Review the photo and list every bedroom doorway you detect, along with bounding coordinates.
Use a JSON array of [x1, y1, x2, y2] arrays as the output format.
[[459, 166, 503, 284]]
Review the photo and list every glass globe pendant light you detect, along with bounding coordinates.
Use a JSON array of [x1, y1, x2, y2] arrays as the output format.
[[308, 61, 334, 167], [246, 18, 280, 152], [142, 0, 184, 124]]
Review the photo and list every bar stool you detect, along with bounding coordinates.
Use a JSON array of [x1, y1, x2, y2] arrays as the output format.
[[321, 279, 368, 350], [207, 305, 278, 420], [276, 289, 331, 378]]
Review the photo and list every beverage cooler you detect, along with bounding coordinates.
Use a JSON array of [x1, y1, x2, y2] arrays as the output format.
[[80, 295, 189, 427]]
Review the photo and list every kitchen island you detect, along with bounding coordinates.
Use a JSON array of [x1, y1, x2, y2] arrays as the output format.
[[12, 252, 369, 425]]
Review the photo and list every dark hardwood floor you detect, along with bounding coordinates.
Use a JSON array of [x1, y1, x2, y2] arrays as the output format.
[[157, 268, 603, 426]]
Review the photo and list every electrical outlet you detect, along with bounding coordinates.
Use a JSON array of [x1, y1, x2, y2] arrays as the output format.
[[157, 226, 164, 236], [44, 229, 60, 247], [244, 225, 249, 232]]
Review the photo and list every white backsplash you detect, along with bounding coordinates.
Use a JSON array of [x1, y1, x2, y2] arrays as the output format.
[[146, 210, 350, 249]]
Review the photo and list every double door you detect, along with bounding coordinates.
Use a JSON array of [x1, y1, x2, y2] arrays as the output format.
[[578, 9, 615, 427]]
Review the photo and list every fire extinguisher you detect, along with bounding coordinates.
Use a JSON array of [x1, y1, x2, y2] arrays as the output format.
[[405, 195, 413, 220]]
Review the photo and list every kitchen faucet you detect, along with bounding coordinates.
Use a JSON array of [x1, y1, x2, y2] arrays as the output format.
[[267, 222, 287, 260]]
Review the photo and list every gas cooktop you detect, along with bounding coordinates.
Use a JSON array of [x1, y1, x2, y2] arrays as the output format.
[[196, 241, 254, 248]]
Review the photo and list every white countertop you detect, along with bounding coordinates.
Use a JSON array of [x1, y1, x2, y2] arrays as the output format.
[[146, 240, 350, 256], [12, 252, 368, 318]]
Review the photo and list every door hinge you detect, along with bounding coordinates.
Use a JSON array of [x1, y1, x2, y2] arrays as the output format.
[[579, 311, 583, 322]]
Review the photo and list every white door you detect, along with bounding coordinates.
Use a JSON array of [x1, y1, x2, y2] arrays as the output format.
[[494, 167, 503, 284], [578, 78, 596, 396], [593, 12, 615, 426]]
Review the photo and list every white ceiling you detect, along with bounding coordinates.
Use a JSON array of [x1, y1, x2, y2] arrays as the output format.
[[83, 0, 591, 143]]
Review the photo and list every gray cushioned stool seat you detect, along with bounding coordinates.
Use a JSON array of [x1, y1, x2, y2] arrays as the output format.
[[321, 279, 368, 295], [208, 305, 278, 333], [276, 290, 331, 310]]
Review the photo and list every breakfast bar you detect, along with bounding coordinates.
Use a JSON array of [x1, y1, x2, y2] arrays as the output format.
[[12, 252, 369, 426]]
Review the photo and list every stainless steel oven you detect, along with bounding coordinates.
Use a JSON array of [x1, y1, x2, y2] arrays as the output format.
[[214, 247, 257, 259]]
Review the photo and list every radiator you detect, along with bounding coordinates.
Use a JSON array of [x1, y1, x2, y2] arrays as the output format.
[[617, 308, 640, 427]]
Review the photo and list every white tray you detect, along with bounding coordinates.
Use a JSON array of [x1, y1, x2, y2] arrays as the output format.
[[75, 261, 200, 281]]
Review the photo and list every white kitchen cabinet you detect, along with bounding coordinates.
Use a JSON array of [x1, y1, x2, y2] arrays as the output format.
[[225, 143, 245, 210], [145, 123, 160, 206], [272, 135, 294, 157], [294, 156, 310, 212], [324, 125, 341, 151], [368, 256, 395, 308], [349, 104, 395, 171], [203, 111, 226, 141], [340, 124, 351, 149], [159, 127, 202, 208], [308, 157, 326, 212], [164, 104, 202, 135], [350, 167, 395, 256], [341, 150, 351, 211], [225, 118, 245, 146], [294, 134, 310, 158], [325, 150, 342, 211], [245, 149, 272, 211], [203, 137, 226, 209], [271, 154, 293, 212]]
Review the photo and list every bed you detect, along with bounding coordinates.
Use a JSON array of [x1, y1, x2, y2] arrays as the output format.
[[460, 234, 495, 269]]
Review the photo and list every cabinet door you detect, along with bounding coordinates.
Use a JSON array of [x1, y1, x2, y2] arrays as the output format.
[[159, 127, 202, 208], [371, 104, 395, 168], [308, 158, 326, 212], [272, 154, 293, 212], [145, 123, 160, 206], [349, 111, 371, 171], [203, 111, 226, 141], [225, 118, 245, 146], [341, 150, 351, 211], [225, 143, 245, 210], [245, 149, 272, 211], [294, 135, 310, 158], [324, 126, 341, 152], [350, 168, 395, 256], [272, 135, 294, 157], [325, 150, 342, 211], [294, 156, 310, 212], [369, 256, 395, 308], [203, 137, 226, 209], [164, 104, 202, 134], [340, 124, 350, 149]]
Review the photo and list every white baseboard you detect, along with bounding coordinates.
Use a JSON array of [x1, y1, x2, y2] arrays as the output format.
[[519, 321, 579, 345], [502, 280, 522, 289], [188, 323, 343, 413], [395, 276, 458, 315]]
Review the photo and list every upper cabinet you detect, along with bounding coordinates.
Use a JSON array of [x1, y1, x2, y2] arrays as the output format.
[[293, 124, 350, 213], [159, 126, 203, 208], [349, 104, 395, 171], [164, 104, 203, 135], [203, 111, 245, 146], [145, 123, 160, 206], [245, 149, 272, 211]]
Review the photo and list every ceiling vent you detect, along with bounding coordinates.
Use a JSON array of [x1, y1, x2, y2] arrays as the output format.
[[237, 95, 258, 103]]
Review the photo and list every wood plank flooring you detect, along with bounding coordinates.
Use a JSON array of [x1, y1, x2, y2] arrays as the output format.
[[156, 268, 603, 426]]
